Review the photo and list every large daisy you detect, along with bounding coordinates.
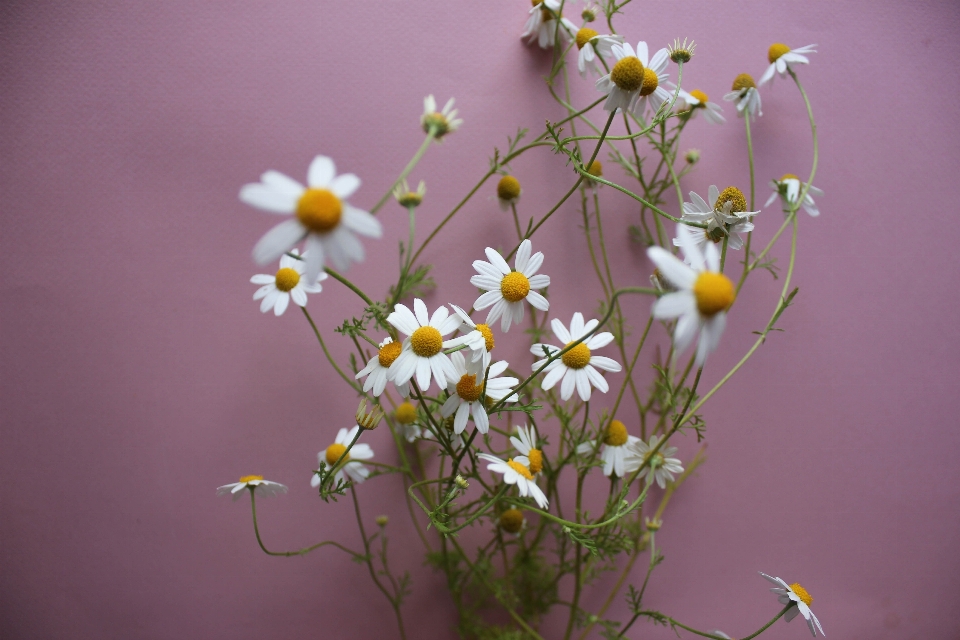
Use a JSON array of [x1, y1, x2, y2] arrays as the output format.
[[477, 453, 548, 509], [624, 435, 684, 488], [674, 185, 759, 255], [765, 174, 824, 217], [355, 337, 410, 398], [596, 41, 671, 118], [510, 424, 544, 476], [574, 27, 623, 77], [724, 73, 762, 120], [440, 351, 518, 435], [671, 86, 725, 124], [577, 419, 640, 477], [531, 312, 621, 402], [217, 475, 288, 501], [313, 426, 374, 487], [386, 298, 462, 392], [759, 43, 817, 87], [240, 155, 382, 283], [521, 0, 577, 50], [471, 239, 550, 332], [759, 572, 825, 637], [250, 249, 326, 316], [647, 224, 735, 366]]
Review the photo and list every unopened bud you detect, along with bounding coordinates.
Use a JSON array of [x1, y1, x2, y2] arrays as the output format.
[[454, 474, 469, 490], [685, 149, 701, 164], [376, 515, 389, 527]]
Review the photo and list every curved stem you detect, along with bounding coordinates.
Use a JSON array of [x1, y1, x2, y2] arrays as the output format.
[[370, 132, 434, 214], [301, 307, 363, 393], [668, 604, 791, 640], [249, 489, 363, 558]]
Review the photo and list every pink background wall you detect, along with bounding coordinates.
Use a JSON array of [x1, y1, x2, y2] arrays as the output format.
[[2, 1, 959, 638]]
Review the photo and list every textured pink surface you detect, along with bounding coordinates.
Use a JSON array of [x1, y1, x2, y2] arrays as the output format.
[[2, 1, 959, 638]]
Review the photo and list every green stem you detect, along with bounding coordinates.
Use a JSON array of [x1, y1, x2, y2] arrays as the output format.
[[667, 604, 791, 640], [249, 489, 363, 558], [370, 132, 434, 215], [300, 307, 363, 394]]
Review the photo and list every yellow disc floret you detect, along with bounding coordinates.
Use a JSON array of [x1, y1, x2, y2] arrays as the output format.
[[610, 56, 645, 92], [715, 186, 747, 214], [768, 43, 791, 63], [731, 73, 756, 92], [296, 188, 342, 233], [789, 583, 813, 607], [780, 173, 800, 182], [499, 508, 525, 533], [497, 175, 522, 201], [476, 324, 495, 352], [587, 160, 603, 178], [575, 27, 598, 50], [456, 374, 485, 402], [239, 475, 264, 483], [561, 342, 591, 369], [395, 401, 417, 424], [506, 458, 535, 480], [693, 272, 736, 316], [274, 267, 300, 292], [378, 341, 403, 367], [689, 89, 709, 106], [325, 443, 349, 465], [638, 67, 659, 96], [604, 419, 629, 446], [410, 326, 443, 357], [527, 449, 543, 474], [500, 271, 531, 303]]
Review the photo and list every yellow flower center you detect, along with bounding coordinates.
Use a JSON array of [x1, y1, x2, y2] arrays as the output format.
[[638, 67, 659, 96], [325, 443, 349, 466], [732, 73, 756, 92], [689, 89, 709, 106], [693, 272, 736, 316], [604, 419, 629, 446], [378, 341, 403, 367], [527, 449, 543, 474], [497, 175, 521, 201], [239, 475, 263, 483], [455, 374, 485, 402], [394, 401, 417, 424], [500, 271, 530, 303], [507, 458, 534, 481], [499, 508, 525, 533], [410, 326, 443, 357], [780, 173, 800, 182], [296, 188, 342, 233], [575, 27, 598, 50], [768, 43, 791, 63], [273, 267, 300, 292], [716, 186, 747, 213], [476, 323, 495, 352], [610, 56, 644, 92], [587, 160, 603, 178], [789, 582, 813, 607], [561, 342, 591, 369]]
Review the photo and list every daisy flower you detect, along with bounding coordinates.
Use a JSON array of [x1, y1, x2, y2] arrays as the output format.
[[759, 572, 825, 637], [531, 312, 621, 402], [355, 337, 410, 398], [448, 304, 496, 369], [724, 73, 762, 120], [765, 174, 824, 217], [521, 0, 577, 50], [421, 95, 462, 139], [240, 155, 382, 283], [250, 249, 326, 316], [393, 400, 421, 442], [477, 453, 548, 509], [498, 508, 527, 535], [672, 86, 725, 124], [496, 175, 522, 211], [386, 298, 462, 392], [471, 239, 550, 332], [596, 41, 671, 118], [647, 224, 736, 365], [574, 27, 623, 77], [217, 475, 288, 501], [440, 351, 518, 435], [510, 424, 544, 475], [393, 179, 426, 208], [759, 43, 817, 87], [625, 435, 684, 488], [674, 185, 759, 255], [312, 426, 374, 487], [577, 419, 640, 477]]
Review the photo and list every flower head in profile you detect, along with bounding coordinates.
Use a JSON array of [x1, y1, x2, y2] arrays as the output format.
[[647, 224, 736, 365], [765, 174, 824, 217], [532, 312, 621, 402], [421, 95, 462, 139], [577, 419, 640, 477], [666, 37, 696, 64], [759, 43, 817, 86], [478, 453, 548, 509], [240, 155, 383, 282], [250, 249, 327, 316], [672, 86, 725, 124], [386, 298, 463, 392], [440, 352, 518, 435], [625, 435, 683, 488], [217, 475, 288, 501], [674, 185, 759, 256], [471, 239, 550, 332], [760, 572, 825, 637], [448, 304, 496, 370], [356, 337, 410, 398], [574, 27, 623, 77], [521, 0, 577, 50], [496, 175, 522, 211], [724, 73, 762, 120], [596, 42, 671, 118], [510, 424, 544, 476], [393, 179, 426, 208], [313, 426, 374, 487]]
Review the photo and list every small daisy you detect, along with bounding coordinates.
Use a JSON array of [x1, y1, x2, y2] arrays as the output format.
[[759, 572, 825, 637], [393, 400, 421, 442], [674, 186, 759, 255], [471, 239, 550, 332], [724, 73, 762, 120], [440, 352, 518, 435], [355, 337, 410, 398], [510, 424, 544, 475], [596, 41, 671, 118], [313, 426, 374, 487], [648, 224, 736, 365], [393, 179, 426, 208], [765, 174, 824, 217], [576, 419, 640, 477], [386, 298, 462, 392], [759, 43, 817, 87], [448, 304, 496, 370], [672, 86, 725, 124], [477, 453, 548, 509], [625, 435, 684, 488], [521, 0, 577, 50], [217, 475, 288, 501], [496, 175, 522, 211], [574, 27, 623, 77], [531, 312, 621, 402], [250, 249, 327, 316], [421, 95, 462, 139], [498, 508, 527, 535], [240, 155, 383, 283]]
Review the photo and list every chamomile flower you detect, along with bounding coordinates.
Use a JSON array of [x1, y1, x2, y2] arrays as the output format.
[[421, 95, 462, 139], [765, 174, 824, 217], [510, 424, 544, 475], [521, 0, 577, 50], [647, 224, 735, 365], [496, 175, 522, 211], [448, 304, 496, 370], [217, 475, 288, 501], [440, 352, 518, 435], [250, 249, 326, 317], [394, 401, 422, 442], [478, 453, 548, 509], [759, 43, 817, 87], [313, 426, 374, 487], [386, 299, 462, 392], [672, 86, 725, 124], [625, 435, 684, 488], [240, 155, 382, 283], [498, 508, 527, 535], [724, 73, 762, 120], [759, 572, 825, 637], [574, 28, 623, 77], [471, 239, 550, 332], [576, 419, 639, 477], [674, 186, 759, 255], [596, 41, 671, 118], [356, 337, 410, 398], [393, 179, 426, 208], [531, 312, 621, 402]]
